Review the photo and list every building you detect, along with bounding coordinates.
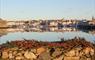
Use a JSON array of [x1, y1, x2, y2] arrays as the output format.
[[0, 18, 7, 28], [89, 17, 95, 25]]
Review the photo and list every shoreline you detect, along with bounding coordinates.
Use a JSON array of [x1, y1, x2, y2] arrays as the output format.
[[0, 38, 95, 60]]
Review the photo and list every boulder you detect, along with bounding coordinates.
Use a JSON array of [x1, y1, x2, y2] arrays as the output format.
[[74, 47, 82, 56], [13, 51, 17, 56], [24, 51, 37, 60], [16, 52, 23, 56], [87, 58, 91, 60], [64, 56, 79, 60], [52, 48, 62, 57], [37, 52, 52, 60], [65, 49, 76, 57], [37, 47, 46, 55], [0, 52, 1, 57], [8, 51, 14, 59], [80, 56, 87, 60], [79, 51, 84, 56], [15, 56, 24, 60], [2, 51, 9, 59], [83, 47, 91, 55], [53, 54, 64, 60], [31, 49, 36, 53], [90, 48, 94, 56], [75, 50, 80, 56], [11, 47, 18, 51]]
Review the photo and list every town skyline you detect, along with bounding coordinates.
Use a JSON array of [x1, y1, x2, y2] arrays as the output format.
[[0, 16, 95, 21]]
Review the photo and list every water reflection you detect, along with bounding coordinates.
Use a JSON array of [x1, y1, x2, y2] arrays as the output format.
[[0, 27, 95, 35], [0, 27, 95, 44], [8, 27, 78, 32], [0, 27, 79, 35]]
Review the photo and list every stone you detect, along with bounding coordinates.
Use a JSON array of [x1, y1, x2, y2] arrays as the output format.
[[75, 50, 80, 56], [90, 49, 94, 56], [53, 54, 64, 60], [37, 52, 52, 60], [65, 49, 76, 57], [64, 56, 80, 60], [92, 55, 95, 60], [79, 51, 84, 56], [83, 47, 91, 55], [9, 52, 14, 59], [85, 54, 91, 58], [2, 51, 9, 59], [24, 51, 37, 60], [11, 47, 18, 51], [73, 47, 82, 56], [87, 58, 91, 60], [75, 46, 82, 51], [17, 52, 23, 56], [49, 48, 55, 56], [13, 51, 17, 55], [20, 50, 25, 55], [15, 56, 24, 60], [52, 49, 62, 57], [31, 49, 36, 53], [37, 47, 46, 55], [0, 52, 1, 57], [80, 56, 87, 60]]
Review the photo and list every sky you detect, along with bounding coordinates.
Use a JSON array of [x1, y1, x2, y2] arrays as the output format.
[[0, 0, 95, 20]]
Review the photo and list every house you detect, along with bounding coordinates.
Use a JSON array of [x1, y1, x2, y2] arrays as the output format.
[[49, 20, 58, 27], [0, 18, 7, 28], [89, 17, 95, 25]]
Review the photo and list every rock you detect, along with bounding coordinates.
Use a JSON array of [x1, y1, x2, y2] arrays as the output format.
[[2, 51, 9, 59], [92, 55, 95, 60], [15, 56, 24, 60], [83, 47, 94, 58], [90, 48, 94, 56], [31, 49, 36, 53], [37, 47, 46, 55], [86, 54, 91, 58], [80, 56, 87, 60], [83, 47, 91, 55], [8, 51, 14, 59], [65, 49, 76, 57], [16, 52, 23, 56], [53, 54, 64, 60], [13, 51, 17, 56], [87, 58, 91, 60], [20, 50, 25, 55], [75, 46, 82, 51], [49, 48, 55, 56], [11, 47, 18, 51], [24, 51, 37, 60], [79, 51, 84, 56], [52, 48, 62, 57], [74, 47, 82, 56], [37, 52, 52, 60], [75, 50, 80, 56], [64, 56, 80, 60], [0, 52, 1, 57]]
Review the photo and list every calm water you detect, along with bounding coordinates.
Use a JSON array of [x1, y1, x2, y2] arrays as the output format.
[[0, 29, 95, 44]]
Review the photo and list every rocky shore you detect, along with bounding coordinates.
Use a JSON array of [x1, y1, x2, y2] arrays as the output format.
[[0, 38, 95, 60]]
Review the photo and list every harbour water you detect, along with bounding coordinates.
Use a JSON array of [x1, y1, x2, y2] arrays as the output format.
[[0, 27, 95, 44]]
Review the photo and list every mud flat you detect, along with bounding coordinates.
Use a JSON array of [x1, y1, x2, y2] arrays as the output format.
[[0, 38, 95, 60]]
